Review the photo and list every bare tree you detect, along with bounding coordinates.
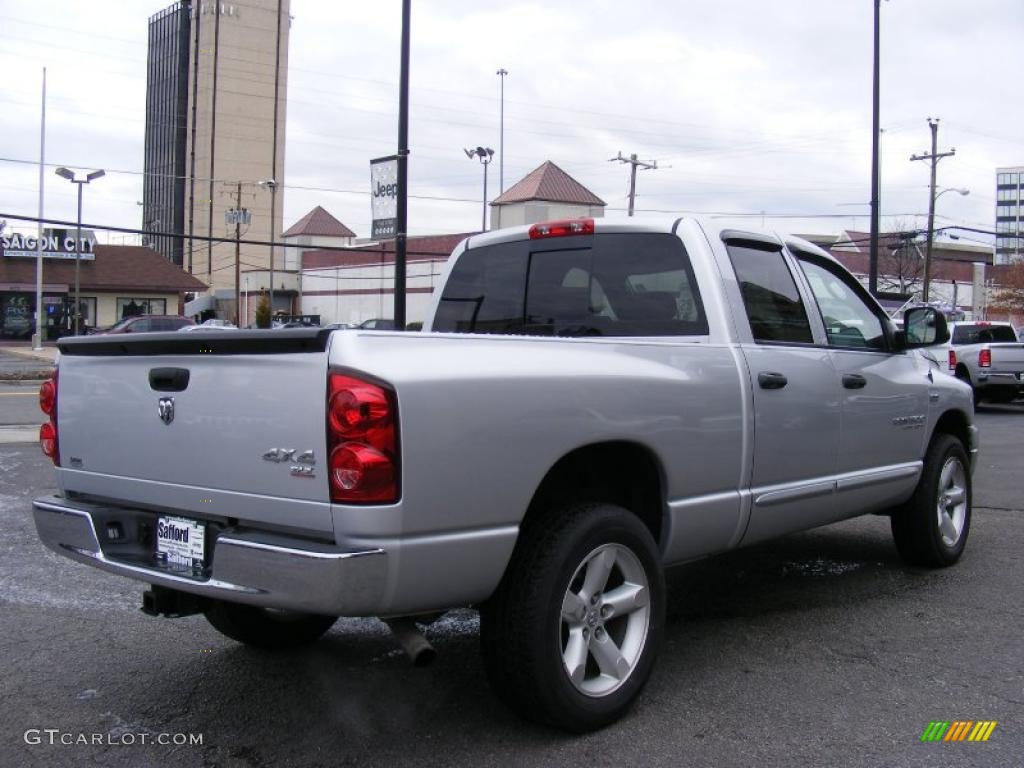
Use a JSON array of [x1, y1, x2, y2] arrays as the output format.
[[878, 221, 924, 297]]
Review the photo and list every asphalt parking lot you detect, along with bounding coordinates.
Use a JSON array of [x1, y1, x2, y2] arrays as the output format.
[[0, 402, 1021, 767]]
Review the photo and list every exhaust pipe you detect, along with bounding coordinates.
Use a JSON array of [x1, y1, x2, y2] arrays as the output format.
[[384, 617, 436, 667]]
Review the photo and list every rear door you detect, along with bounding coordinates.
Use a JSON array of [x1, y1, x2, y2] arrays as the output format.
[[722, 234, 841, 544]]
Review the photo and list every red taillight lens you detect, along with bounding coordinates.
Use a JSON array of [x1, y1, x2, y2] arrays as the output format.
[[328, 378, 390, 438], [39, 370, 59, 466], [979, 349, 991, 368], [327, 372, 398, 504], [39, 379, 56, 416], [528, 218, 595, 240], [329, 442, 396, 502], [40, 422, 58, 459], [948, 350, 957, 370]]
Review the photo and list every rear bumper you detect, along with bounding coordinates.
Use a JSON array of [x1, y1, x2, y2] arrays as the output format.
[[32, 495, 388, 617], [975, 371, 1024, 398]]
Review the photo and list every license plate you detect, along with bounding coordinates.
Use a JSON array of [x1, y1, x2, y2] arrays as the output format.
[[155, 516, 206, 570]]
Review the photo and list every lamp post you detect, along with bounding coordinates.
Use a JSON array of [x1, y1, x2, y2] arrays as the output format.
[[55, 167, 104, 335], [496, 68, 508, 194], [464, 147, 494, 232], [922, 186, 969, 303]]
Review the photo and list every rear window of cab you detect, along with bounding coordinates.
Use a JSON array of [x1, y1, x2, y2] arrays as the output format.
[[433, 233, 708, 337]]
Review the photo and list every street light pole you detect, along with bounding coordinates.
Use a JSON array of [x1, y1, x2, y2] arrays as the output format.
[[922, 186, 969, 304], [55, 167, 104, 335], [464, 147, 494, 231], [496, 68, 508, 194], [869, 0, 881, 296]]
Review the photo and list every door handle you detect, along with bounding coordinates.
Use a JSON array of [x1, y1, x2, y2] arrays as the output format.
[[757, 372, 788, 390], [842, 374, 867, 389], [149, 367, 191, 392]]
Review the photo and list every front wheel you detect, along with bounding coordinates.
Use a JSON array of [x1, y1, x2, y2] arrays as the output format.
[[891, 434, 972, 567], [480, 503, 665, 732], [204, 600, 337, 650]]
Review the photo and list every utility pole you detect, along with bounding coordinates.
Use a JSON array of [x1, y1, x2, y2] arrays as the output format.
[[223, 182, 250, 325], [610, 152, 657, 216], [911, 118, 955, 303]]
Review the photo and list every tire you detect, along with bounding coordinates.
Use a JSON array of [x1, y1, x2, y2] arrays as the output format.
[[480, 503, 665, 732], [891, 434, 972, 568], [204, 600, 337, 650]]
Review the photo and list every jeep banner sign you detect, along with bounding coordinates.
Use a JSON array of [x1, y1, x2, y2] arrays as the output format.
[[0, 228, 97, 261], [370, 155, 399, 239]]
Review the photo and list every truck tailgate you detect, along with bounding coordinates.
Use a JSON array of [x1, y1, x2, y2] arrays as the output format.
[[54, 331, 334, 533], [991, 343, 1024, 373]]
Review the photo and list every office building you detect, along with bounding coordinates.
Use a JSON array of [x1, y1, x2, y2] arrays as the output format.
[[995, 166, 1023, 265], [143, 0, 290, 311]]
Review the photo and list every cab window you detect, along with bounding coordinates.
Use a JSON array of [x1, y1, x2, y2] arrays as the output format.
[[796, 256, 887, 351]]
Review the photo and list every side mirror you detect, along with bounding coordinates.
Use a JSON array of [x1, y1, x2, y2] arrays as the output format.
[[902, 307, 949, 349]]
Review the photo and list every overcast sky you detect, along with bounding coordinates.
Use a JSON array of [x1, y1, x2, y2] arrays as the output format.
[[1, 0, 1021, 249]]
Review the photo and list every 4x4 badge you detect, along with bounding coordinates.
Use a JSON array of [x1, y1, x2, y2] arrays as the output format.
[[158, 397, 175, 425]]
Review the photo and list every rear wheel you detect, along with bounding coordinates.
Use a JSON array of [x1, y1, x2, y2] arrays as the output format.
[[480, 503, 664, 732], [891, 434, 971, 567], [204, 600, 337, 650]]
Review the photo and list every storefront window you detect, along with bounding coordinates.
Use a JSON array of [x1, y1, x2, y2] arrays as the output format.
[[117, 298, 167, 318], [0, 293, 34, 340]]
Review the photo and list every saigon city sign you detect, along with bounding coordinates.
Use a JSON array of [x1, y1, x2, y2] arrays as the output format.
[[1, 229, 97, 261]]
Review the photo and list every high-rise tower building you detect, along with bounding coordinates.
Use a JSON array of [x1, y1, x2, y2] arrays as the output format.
[[995, 166, 1023, 265], [143, 0, 290, 305], [143, 2, 192, 267]]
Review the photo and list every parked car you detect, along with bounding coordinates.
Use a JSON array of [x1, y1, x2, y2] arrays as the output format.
[[33, 217, 974, 732], [178, 319, 238, 332], [357, 317, 397, 330], [92, 315, 195, 334]]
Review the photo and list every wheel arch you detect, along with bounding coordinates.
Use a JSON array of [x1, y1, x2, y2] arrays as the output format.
[[522, 441, 667, 549], [931, 408, 972, 453]]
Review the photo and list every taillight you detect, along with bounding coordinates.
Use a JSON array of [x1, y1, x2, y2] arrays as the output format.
[[327, 372, 398, 503], [40, 422, 58, 459], [948, 350, 957, 371], [528, 218, 595, 240], [979, 349, 991, 368], [38, 369, 59, 466]]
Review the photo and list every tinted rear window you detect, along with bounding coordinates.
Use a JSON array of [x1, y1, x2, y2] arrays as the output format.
[[726, 242, 813, 344], [951, 324, 1017, 344], [433, 233, 707, 337]]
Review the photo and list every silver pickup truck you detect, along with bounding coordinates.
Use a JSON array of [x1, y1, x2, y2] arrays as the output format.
[[33, 217, 975, 732], [942, 321, 1024, 407]]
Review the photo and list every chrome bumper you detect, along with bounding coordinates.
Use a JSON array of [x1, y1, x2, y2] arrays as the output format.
[[32, 495, 388, 616]]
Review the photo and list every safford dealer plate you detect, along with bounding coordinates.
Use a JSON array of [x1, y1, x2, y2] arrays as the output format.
[[155, 516, 206, 570]]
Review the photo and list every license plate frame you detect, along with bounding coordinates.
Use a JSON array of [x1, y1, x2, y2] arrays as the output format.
[[155, 515, 206, 571]]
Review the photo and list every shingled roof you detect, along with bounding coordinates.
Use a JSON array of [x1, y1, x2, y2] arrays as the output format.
[[0, 245, 207, 292], [492, 161, 605, 206], [283, 206, 356, 238]]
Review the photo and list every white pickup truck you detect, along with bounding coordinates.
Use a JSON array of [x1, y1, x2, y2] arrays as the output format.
[[33, 217, 975, 731]]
